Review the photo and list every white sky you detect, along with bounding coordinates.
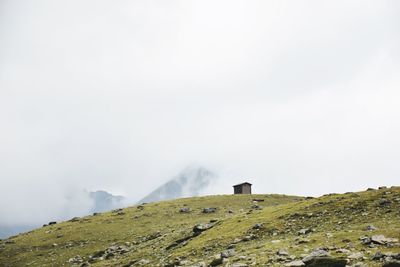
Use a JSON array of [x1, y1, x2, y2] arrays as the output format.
[[1, 0, 400, 226]]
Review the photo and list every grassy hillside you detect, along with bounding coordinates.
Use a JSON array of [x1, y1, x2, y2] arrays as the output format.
[[0, 187, 399, 267]]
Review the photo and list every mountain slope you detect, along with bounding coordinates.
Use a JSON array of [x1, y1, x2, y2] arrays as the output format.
[[0, 187, 399, 267], [138, 167, 215, 204]]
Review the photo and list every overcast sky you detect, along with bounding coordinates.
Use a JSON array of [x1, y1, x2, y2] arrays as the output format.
[[1, 0, 400, 226]]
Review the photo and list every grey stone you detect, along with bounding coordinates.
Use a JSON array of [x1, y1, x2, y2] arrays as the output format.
[[302, 249, 329, 263], [285, 260, 305, 266], [365, 225, 377, 231], [221, 249, 235, 258], [202, 207, 217, 213], [193, 223, 214, 234], [252, 223, 263, 230], [179, 207, 190, 213], [371, 235, 398, 245], [231, 263, 248, 267], [303, 257, 346, 267], [277, 249, 289, 256]]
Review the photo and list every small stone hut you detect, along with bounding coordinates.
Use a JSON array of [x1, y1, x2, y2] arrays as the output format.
[[233, 182, 252, 194]]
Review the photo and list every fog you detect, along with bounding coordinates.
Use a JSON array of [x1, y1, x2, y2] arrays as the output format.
[[1, 1, 400, 228]]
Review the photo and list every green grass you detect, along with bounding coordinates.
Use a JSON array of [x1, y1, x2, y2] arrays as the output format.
[[0, 188, 399, 267]]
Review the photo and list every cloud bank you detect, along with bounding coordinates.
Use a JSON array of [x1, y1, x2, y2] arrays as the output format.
[[0, 0, 400, 228]]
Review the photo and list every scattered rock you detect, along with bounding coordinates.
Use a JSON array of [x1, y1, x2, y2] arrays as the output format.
[[369, 235, 399, 245], [304, 257, 346, 267], [365, 225, 377, 231], [277, 249, 289, 256], [69, 255, 84, 264], [193, 223, 214, 234], [209, 254, 224, 266], [285, 260, 305, 266], [179, 207, 191, 213], [112, 208, 123, 213], [202, 207, 217, 213], [372, 251, 384, 260], [252, 223, 263, 230], [336, 248, 350, 254], [302, 249, 329, 263], [231, 263, 248, 267], [221, 249, 235, 258]]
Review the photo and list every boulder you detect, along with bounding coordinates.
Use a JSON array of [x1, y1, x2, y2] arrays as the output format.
[[277, 249, 289, 256], [302, 249, 329, 263], [209, 254, 223, 266], [252, 223, 263, 230], [202, 207, 217, 213], [193, 223, 214, 234], [179, 207, 191, 213], [221, 249, 235, 258], [68, 255, 84, 264], [365, 225, 377, 231], [231, 263, 248, 267], [285, 260, 305, 267], [371, 235, 399, 245], [304, 257, 346, 267]]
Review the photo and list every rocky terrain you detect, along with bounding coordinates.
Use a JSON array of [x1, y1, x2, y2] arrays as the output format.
[[0, 187, 399, 267]]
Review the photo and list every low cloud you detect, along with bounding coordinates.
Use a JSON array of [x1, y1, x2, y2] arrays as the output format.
[[0, 0, 399, 229]]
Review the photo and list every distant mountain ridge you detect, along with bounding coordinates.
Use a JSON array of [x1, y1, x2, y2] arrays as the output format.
[[138, 166, 216, 204]]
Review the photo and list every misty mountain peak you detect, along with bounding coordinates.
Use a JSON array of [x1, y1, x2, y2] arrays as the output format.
[[138, 166, 216, 204]]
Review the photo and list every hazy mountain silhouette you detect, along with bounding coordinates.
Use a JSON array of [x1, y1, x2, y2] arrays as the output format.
[[138, 166, 216, 204]]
